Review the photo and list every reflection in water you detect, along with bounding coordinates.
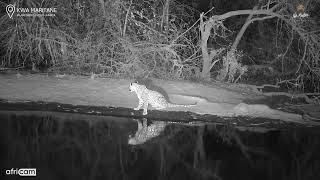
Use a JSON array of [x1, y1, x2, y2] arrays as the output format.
[[1, 112, 320, 180], [128, 118, 206, 145], [128, 118, 167, 145]]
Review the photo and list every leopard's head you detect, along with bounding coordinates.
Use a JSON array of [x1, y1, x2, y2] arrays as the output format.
[[129, 81, 139, 92]]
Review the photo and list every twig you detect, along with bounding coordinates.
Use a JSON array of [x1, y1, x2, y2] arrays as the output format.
[[122, 0, 133, 37], [171, 6, 215, 44], [296, 40, 308, 73]]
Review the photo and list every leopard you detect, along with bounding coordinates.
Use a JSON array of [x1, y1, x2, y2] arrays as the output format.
[[128, 118, 166, 145], [129, 81, 197, 115]]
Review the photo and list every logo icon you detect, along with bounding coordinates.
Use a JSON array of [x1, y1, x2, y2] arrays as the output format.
[[296, 4, 305, 14], [293, 4, 308, 18], [6, 4, 15, 18]]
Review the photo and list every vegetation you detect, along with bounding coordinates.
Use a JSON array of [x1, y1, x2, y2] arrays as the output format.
[[0, 0, 319, 93]]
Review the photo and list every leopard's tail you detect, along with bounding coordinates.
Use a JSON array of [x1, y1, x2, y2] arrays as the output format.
[[167, 102, 197, 108]]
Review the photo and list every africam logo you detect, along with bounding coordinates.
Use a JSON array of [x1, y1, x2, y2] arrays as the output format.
[[6, 4, 57, 18]]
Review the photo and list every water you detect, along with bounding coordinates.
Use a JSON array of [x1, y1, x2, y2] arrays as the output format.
[[1, 111, 320, 180]]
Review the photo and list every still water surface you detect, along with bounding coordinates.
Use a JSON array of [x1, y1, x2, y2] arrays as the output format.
[[1, 111, 319, 180]]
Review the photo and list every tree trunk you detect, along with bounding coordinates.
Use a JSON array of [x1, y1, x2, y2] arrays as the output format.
[[230, 5, 258, 52], [161, 0, 170, 34], [199, 13, 212, 81]]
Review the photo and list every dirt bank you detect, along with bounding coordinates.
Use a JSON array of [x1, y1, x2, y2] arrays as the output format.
[[0, 73, 309, 124]]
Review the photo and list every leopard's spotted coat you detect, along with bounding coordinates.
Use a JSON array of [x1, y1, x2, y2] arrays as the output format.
[[129, 82, 196, 115]]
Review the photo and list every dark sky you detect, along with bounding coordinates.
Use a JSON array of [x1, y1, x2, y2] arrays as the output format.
[[198, 0, 212, 12]]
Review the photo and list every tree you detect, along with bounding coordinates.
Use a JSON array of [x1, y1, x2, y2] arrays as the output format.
[[199, 0, 319, 84]]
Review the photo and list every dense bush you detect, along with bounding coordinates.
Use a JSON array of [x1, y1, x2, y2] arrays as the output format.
[[0, 0, 199, 79], [0, 0, 319, 92]]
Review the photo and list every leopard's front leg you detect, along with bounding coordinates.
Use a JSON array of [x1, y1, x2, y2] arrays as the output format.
[[134, 99, 143, 110], [142, 102, 149, 115]]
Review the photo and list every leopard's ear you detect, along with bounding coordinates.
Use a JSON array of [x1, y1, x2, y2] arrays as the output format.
[[135, 81, 139, 84]]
